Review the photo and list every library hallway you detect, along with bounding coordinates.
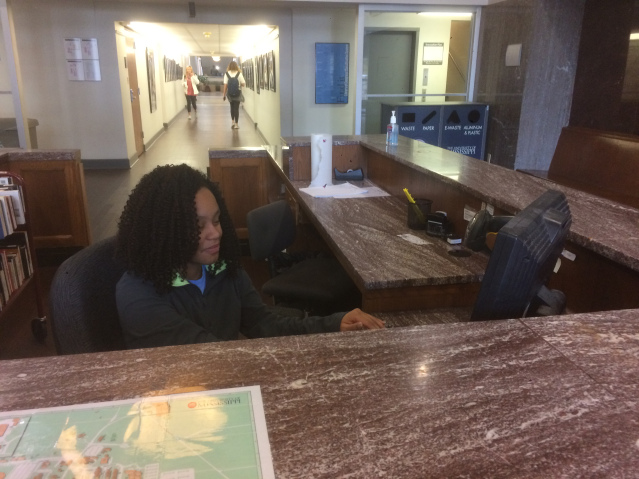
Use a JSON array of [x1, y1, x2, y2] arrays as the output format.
[[0, 92, 268, 360]]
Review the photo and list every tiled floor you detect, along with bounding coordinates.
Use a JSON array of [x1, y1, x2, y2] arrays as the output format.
[[85, 93, 266, 243], [0, 92, 267, 360]]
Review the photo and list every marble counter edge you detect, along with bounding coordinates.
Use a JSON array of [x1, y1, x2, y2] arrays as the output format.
[[0, 148, 81, 162], [208, 146, 269, 159]]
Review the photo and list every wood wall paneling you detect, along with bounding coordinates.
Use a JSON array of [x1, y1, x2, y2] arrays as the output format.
[[549, 240, 639, 313], [364, 150, 487, 238], [8, 160, 91, 248], [362, 282, 480, 313], [209, 156, 268, 239]]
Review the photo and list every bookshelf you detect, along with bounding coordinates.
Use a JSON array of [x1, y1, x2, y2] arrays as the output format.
[[0, 172, 46, 341]]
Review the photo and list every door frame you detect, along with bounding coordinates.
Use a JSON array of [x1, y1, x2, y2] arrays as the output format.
[[363, 28, 417, 134], [126, 36, 145, 158], [355, 4, 482, 134]]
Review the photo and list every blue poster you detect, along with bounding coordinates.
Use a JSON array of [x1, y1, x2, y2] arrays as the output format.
[[315, 43, 349, 104]]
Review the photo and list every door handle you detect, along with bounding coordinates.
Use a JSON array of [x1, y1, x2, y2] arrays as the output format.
[[130, 89, 136, 101]]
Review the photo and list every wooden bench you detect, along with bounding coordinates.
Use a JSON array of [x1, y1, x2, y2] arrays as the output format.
[[519, 126, 639, 209]]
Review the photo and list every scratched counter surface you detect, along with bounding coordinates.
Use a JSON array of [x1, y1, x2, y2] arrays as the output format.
[[1, 310, 638, 478], [281, 135, 639, 275], [288, 179, 488, 291]]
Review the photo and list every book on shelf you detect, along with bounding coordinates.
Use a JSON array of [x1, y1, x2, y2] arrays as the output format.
[[5, 253, 21, 292], [0, 196, 16, 239], [0, 186, 26, 225], [0, 176, 35, 312], [0, 260, 7, 307], [0, 250, 14, 295], [0, 231, 33, 280]]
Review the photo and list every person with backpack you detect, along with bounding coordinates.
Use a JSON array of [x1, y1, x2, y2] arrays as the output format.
[[222, 61, 246, 129]]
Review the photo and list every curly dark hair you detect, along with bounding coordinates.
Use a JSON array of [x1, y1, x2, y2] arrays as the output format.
[[115, 164, 241, 294]]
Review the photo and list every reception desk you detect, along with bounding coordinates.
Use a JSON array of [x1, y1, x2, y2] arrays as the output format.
[[1, 309, 638, 477], [210, 135, 639, 315], [1, 138, 637, 476]]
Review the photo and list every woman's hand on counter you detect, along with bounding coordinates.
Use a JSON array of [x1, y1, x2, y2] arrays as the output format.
[[340, 308, 385, 331]]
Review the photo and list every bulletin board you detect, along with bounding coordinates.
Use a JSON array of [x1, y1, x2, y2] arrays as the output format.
[[315, 43, 349, 104]]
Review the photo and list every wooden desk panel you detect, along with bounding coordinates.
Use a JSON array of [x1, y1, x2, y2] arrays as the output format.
[[209, 149, 283, 240], [548, 127, 639, 209], [0, 151, 91, 248]]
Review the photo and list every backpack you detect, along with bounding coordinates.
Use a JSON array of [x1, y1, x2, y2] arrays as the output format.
[[226, 72, 240, 98]]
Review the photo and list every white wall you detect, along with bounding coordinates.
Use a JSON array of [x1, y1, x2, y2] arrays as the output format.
[[291, 7, 358, 135], [121, 26, 189, 150], [7, 0, 360, 162], [0, 20, 15, 118], [9, 1, 129, 159], [240, 33, 282, 145]]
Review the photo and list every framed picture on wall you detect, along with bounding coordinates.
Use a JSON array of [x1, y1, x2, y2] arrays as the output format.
[[146, 48, 157, 112], [255, 56, 261, 93], [315, 43, 349, 104], [262, 54, 269, 91], [268, 51, 276, 92]]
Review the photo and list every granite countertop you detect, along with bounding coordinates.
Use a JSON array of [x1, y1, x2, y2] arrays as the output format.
[[289, 178, 488, 290], [281, 135, 639, 274], [208, 146, 269, 158], [0, 148, 81, 161], [1, 310, 638, 477]]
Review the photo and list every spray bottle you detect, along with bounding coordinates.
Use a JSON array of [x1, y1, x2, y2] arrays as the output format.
[[386, 110, 399, 146]]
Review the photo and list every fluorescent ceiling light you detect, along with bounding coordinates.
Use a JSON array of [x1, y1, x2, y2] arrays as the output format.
[[418, 12, 472, 17], [631, 33, 639, 40]]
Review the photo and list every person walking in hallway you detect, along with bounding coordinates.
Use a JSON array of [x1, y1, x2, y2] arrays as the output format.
[[222, 61, 245, 129], [183, 65, 200, 120]]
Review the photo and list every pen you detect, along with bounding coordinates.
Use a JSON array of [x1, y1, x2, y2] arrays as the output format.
[[403, 188, 427, 224]]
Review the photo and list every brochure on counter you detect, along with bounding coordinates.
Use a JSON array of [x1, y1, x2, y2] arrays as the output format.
[[0, 386, 274, 479], [300, 181, 390, 198]]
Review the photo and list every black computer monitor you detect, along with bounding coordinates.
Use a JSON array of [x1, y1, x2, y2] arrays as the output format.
[[470, 189, 572, 321]]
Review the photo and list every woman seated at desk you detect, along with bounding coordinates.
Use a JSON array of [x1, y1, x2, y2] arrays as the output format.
[[115, 164, 384, 349]]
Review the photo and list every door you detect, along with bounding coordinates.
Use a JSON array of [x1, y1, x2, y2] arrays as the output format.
[[126, 37, 145, 157], [363, 30, 416, 134], [446, 20, 472, 101]]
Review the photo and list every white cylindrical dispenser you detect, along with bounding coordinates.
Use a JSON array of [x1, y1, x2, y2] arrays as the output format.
[[310, 134, 333, 187]]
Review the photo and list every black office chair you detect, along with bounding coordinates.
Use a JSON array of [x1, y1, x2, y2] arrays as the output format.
[[247, 200, 358, 315], [49, 236, 127, 355]]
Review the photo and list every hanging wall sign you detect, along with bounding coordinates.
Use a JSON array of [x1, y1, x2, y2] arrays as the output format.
[[423, 42, 444, 65], [315, 43, 349, 104]]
